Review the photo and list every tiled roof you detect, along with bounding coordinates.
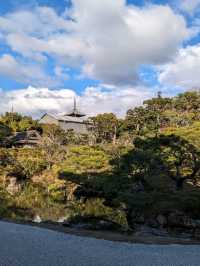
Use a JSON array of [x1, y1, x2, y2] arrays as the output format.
[[48, 113, 88, 123]]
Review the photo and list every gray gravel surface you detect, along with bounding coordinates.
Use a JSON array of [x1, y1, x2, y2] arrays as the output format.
[[0, 221, 200, 266]]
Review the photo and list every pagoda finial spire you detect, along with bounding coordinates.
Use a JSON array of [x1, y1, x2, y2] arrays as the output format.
[[73, 97, 77, 112], [64, 97, 85, 117]]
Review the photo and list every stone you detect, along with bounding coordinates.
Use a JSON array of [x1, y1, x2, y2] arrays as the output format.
[[157, 214, 167, 227], [193, 220, 200, 228], [167, 211, 195, 229], [58, 217, 67, 223], [193, 229, 200, 240], [134, 225, 169, 237], [128, 209, 145, 225], [64, 215, 123, 231], [147, 218, 159, 228], [33, 215, 42, 223], [134, 214, 145, 224]]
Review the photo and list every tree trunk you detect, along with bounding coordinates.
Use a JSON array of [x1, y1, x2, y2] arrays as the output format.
[[112, 126, 117, 145]]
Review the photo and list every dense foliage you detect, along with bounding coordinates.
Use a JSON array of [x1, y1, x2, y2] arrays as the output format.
[[1, 91, 200, 231]]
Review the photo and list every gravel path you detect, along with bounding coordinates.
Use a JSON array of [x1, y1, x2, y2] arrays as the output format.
[[0, 221, 200, 266]]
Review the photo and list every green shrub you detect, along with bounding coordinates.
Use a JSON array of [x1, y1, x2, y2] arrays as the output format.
[[47, 181, 66, 202], [9, 148, 47, 178], [66, 198, 128, 228], [55, 145, 111, 176]]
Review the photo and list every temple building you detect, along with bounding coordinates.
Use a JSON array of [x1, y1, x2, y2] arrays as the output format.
[[39, 99, 89, 134]]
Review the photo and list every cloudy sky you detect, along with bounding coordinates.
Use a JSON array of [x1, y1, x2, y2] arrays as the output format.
[[0, 0, 200, 117]]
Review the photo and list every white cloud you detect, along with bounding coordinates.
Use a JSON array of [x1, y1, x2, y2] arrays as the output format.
[[0, 86, 75, 117], [0, 54, 58, 87], [54, 66, 69, 80], [0, 7, 71, 36], [0, 85, 152, 118], [80, 85, 152, 117], [72, 1, 189, 85], [6, 33, 86, 65], [0, 2, 191, 86], [159, 44, 200, 89], [179, 0, 200, 14]]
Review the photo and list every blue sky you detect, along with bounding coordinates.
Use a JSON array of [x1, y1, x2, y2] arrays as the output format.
[[0, 0, 200, 117], [0, 0, 173, 14]]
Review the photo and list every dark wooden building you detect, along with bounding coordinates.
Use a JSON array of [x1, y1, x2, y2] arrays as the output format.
[[6, 130, 42, 147]]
